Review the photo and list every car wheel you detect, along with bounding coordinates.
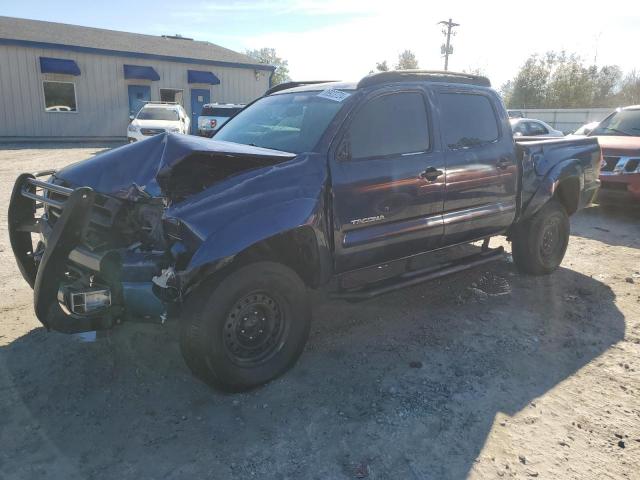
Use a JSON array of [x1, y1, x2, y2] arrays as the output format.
[[180, 261, 311, 391], [511, 198, 570, 275]]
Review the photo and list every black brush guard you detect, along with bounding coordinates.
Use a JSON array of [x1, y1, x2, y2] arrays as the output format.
[[8, 173, 113, 332]]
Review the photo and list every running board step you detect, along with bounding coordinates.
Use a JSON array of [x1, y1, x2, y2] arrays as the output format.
[[330, 246, 505, 301]]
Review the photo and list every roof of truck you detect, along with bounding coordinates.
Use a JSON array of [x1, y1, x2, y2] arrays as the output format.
[[268, 70, 492, 96]]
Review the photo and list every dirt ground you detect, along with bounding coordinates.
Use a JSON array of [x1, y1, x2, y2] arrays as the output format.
[[0, 143, 638, 480]]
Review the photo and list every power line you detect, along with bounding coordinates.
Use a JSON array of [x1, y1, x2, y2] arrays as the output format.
[[438, 18, 460, 71]]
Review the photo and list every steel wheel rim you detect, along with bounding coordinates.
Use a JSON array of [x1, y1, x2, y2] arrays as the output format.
[[540, 216, 561, 259], [222, 290, 288, 366]]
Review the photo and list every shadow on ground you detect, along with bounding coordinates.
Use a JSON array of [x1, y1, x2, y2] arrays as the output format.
[[0, 261, 625, 479], [571, 204, 640, 248]]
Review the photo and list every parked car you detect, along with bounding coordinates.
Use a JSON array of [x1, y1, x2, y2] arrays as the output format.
[[510, 118, 564, 137], [588, 105, 640, 203], [570, 121, 600, 136], [197, 103, 244, 137], [127, 102, 190, 142], [507, 109, 524, 118], [9, 71, 601, 391], [45, 106, 73, 112]]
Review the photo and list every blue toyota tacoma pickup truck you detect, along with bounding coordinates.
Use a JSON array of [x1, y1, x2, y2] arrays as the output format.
[[9, 71, 601, 391]]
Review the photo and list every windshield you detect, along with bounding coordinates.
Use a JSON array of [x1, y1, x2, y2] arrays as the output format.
[[590, 109, 640, 136], [214, 92, 349, 153], [137, 108, 180, 121]]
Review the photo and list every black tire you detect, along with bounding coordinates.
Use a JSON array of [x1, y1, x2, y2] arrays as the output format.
[[180, 261, 311, 391], [511, 198, 570, 275]]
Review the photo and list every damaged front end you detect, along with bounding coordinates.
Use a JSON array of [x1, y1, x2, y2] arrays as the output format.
[[8, 134, 305, 334], [8, 172, 173, 333]]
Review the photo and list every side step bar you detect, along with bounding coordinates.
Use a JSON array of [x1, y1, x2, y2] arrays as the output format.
[[330, 246, 505, 301]]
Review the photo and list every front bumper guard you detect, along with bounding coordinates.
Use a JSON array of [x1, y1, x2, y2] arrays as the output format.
[[8, 173, 114, 332]]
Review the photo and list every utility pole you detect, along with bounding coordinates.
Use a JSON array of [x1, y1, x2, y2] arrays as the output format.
[[438, 18, 460, 71]]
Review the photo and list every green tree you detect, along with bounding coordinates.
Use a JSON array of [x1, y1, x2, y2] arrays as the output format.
[[592, 65, 623, 106], [245, 48, 291, 86], [507, 54, 553, 108], [499, 80, 514, 105], [504, 51, 626, 108], [546, 53, 593, 107], [617, 70, 640, 105], [395, 50, 419, 70], [375, 60, 389, 72], [463, 67, 486, 76]]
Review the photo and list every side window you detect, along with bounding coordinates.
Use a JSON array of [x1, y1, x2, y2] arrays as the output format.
[[43, 81, 77, 112], [513, 122, 527, 135], [529, 122, 548, 135], [440, 93, 499, 149], [349, 92, 429, 160]]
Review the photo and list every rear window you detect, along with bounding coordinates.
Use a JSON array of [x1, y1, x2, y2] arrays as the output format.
[[137, 108, 179, 121], [440, 93, 499, 149], [201, 106, 243, 117]]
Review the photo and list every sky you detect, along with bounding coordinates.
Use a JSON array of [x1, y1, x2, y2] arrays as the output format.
[[2, 0, 639, 87]]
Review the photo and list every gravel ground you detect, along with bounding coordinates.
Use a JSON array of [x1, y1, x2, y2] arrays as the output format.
[[0, 143, 638, 480]]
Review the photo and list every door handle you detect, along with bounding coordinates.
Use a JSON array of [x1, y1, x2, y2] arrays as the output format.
[[496, 158, 511, 170], [420, 167, 444, 181]]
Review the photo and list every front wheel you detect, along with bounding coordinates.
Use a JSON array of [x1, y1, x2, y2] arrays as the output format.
[[180, 261, 311, 391], [511, 198, 570, 275]]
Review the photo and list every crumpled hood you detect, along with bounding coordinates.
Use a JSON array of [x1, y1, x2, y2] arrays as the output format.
[[55, 133, 296, 199]]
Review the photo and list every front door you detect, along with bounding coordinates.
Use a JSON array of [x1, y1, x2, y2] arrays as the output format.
[[437, 89, 517, 244], [190, 89, 210, 135], [331, 89, 446, 272], [127, 85, 151, 117]]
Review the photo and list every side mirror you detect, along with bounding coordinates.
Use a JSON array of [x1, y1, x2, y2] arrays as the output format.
[[336, 138, 351, 162], [513, 131, 523, 137], [129, 114, 135, 121]]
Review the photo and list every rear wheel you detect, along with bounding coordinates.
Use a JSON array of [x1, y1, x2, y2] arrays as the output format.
[[180, 261, 311, 391], [511, 198, 570, 275]]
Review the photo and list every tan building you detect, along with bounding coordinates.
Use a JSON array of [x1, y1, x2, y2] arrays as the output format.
[[0, 16, 274, 140]]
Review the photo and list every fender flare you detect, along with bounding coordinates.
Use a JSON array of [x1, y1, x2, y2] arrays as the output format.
[[521, 158, 583, 220], [181, 197, 331, 291]]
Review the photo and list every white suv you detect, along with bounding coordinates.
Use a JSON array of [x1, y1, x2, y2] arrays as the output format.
[[127, 103, 190, 142]]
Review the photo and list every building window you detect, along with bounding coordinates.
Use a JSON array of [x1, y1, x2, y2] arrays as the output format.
[[159, 88, 184, 106], [43, 81, 77, 112]]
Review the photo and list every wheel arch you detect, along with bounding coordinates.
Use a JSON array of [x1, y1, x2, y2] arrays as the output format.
[[520, 159, 583, 220], [182, 224, 333, 297]]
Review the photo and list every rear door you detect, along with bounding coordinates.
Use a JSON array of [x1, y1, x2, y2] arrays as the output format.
[[331, 88, 446, 272], [437, 89, 517, 244]]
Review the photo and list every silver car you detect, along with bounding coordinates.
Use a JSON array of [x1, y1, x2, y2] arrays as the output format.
[[197, 103, 244, 137], [510, 118, 564, 138]]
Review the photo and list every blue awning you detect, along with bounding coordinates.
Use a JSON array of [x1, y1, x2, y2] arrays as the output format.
[[188, 70, 220, 85], [123, 64, 160, 81], [39, 57, 81, 75]]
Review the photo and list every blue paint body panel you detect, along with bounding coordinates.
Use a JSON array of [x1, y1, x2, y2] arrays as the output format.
[[19, 79, 601, 326]]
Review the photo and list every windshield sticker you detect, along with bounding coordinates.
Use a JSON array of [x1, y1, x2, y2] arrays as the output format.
[[317, 89, 350, 102]]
